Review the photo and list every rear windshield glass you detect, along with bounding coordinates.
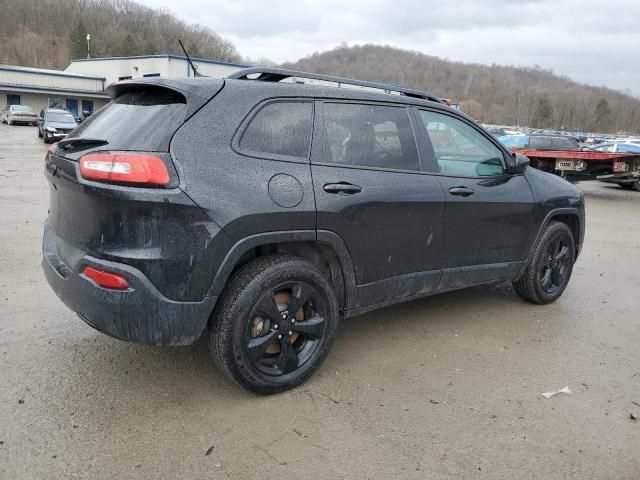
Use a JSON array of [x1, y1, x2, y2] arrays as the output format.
[[69, 87, 186, 151], [13, 106, 32, 112], [529, 136, 577, 150], [498, 135, 529, 149]]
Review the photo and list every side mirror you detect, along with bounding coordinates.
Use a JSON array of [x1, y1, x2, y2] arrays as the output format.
[[510, 152, 529, 174]]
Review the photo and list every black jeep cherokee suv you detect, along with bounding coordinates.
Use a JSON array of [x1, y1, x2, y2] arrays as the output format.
[[43, 68, 585, 393]]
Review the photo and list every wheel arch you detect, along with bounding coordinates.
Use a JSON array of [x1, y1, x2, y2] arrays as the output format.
[[206, 230, 356, 312], [533, 208, 583, 260]]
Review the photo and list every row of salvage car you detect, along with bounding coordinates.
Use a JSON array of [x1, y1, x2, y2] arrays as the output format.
[[497, 133, 640, 191]]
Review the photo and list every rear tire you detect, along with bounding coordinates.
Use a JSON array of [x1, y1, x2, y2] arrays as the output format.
[[616, 182, 634, 190], [513, 222, 575, 304], [210, 255, 340, 394]]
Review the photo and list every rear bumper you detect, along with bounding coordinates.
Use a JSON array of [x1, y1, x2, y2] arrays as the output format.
[[42, 224, 217, 346], [8, 115, 37, 124]]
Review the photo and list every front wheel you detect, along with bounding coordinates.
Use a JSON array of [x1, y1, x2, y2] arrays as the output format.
[[210, 255, 340, 394], [513, 222, 575, 304]]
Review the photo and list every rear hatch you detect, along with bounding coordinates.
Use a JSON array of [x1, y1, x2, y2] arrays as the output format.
[[45, 77, 224, 299]]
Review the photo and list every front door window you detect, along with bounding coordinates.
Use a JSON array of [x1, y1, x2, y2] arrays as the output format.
[[419, 110, 506, 177]]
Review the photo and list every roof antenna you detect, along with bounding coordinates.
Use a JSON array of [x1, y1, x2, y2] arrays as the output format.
[[178, 39, 205, 77]]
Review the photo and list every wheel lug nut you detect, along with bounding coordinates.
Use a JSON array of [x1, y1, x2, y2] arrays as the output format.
[[281, 312, 287, 319], [274, 324, 279, 329], [291, 319, 296, 323], [278, 334, 283, 339], [288, 330, 293, 335]]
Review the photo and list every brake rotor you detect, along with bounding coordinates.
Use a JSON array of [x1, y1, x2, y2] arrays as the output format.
[[263, 291, 304, 354]]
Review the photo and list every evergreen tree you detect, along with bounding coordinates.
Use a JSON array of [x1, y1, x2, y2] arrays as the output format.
[[69, 22, 88, 60], [116, 34, 139, 57], [594, 99, 612, 131], [532, 95, 554, 128]]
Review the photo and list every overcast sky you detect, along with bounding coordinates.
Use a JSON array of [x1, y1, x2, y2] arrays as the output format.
[[137, 0, 640, 96]]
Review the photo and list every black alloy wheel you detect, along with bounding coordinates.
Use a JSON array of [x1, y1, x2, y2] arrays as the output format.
[[513, 221, 575, 304], [245, 282, 327, 377], [210, 255, 339, 394], [537, 236, 571, 295]]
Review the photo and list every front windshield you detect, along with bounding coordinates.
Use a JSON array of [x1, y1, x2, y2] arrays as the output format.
[[47, 112, 75, 123]]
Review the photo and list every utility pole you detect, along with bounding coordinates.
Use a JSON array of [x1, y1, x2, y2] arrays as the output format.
[[86, 34, 91, 59], [515, 90, 520, 127]]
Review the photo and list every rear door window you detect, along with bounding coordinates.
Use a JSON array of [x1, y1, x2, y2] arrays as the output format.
[[68, 87, 186, 152], [320, 103, 419, 171], [239, 101, 313, 159]]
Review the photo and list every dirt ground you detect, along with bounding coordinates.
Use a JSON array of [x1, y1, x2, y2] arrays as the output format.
[[0, 122, 638, 479]]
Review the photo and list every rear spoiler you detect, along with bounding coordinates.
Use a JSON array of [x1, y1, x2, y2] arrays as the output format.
[[106, 77, 224, 117]]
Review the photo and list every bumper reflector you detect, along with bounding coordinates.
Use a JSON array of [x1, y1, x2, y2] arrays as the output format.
[[82, 266, 129, 290]]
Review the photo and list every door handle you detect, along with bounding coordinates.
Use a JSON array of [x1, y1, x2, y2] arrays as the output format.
[[323, 182, 362, 194], [449, 186, 474, 197]]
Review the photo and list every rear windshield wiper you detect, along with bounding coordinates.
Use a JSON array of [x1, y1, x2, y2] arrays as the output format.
[[58, 137, 109, 150]]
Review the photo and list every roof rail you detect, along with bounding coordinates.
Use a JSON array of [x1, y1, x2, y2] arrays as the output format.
[[227, 67, 443, 104]]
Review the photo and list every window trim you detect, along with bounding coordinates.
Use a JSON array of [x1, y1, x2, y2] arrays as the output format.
[[311, 99, 426, 174], [231, 98, 315, 164], [415, 107, 516, 179]]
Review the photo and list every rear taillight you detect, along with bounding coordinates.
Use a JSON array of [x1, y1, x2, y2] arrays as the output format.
[[45, 142, 58, 161], [79, 152, 170, 186], [613, 161, 629, 173], [82, 266, 129, 290]]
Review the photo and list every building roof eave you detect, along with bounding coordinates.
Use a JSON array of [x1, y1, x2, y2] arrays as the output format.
[[0, 83, 109, 98]]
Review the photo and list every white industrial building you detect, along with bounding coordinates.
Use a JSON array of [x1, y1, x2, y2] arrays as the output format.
[[0, 65, 109, 118], [1, 55, 249, 119], [65, 54, 249, 87]]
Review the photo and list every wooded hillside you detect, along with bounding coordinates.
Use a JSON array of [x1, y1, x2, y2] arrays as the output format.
[[1, 0, 638, 133], [0, 0, 241, 69], [284, 44, 640, 133]]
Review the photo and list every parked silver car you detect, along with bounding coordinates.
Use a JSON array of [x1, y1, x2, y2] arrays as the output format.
[[1, 105, 38, 125]]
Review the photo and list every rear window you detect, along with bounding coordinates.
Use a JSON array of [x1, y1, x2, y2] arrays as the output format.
[[498, 135, 529, 149], [69, 87, 186, 151], [529, 136, 578, 151], [12, 106, 32, 112], [239, 101, 313, 159], [321, 103, 419, 171]]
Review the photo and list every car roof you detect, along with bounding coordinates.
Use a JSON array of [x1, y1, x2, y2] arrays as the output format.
[[529, 134, 575, 139], [106, 75, 472, 127], [221, 78, 468, 121], [110, 74, 453, 112], [228, 67, 443, 103]]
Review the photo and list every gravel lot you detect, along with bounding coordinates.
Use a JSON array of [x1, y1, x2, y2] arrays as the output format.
[[0, 122, 638, 479]]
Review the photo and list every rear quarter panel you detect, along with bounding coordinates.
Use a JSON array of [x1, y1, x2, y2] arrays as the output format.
[[170, 83, 317, 297]]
